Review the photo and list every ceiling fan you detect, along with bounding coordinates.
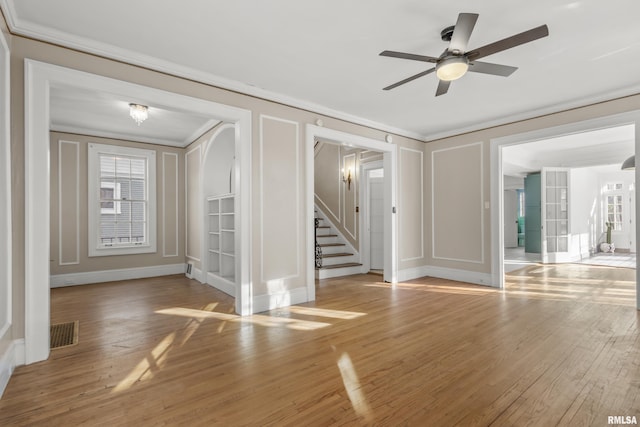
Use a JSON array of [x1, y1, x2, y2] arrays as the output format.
[[380, 13, 549, 96]]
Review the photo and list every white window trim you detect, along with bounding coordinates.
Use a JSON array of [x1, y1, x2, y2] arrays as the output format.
[[88, 143, 157, 256]]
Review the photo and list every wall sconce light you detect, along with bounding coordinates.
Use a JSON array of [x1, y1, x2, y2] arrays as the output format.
[[342, 168, 352, 190]]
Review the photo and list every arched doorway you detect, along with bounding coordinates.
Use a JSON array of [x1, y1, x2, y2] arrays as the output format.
[[201, 124, 238, 298]]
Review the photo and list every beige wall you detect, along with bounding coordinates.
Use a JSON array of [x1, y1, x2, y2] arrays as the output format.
[[314, 142, 341, 226], [398, 146, 425, 268], [430, 142, 485, 264], [342, 148, 358, 245], [49, 132, 185, 275], [185, 144, 202, 265], [259, 116, 304, 285]]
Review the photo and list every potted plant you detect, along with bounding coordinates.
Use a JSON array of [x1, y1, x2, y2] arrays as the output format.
[[599, 221, 616, 253]]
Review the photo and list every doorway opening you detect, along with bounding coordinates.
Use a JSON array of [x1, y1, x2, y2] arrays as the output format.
[[24, 60, 252, 364], [491, 112, 639, 309], [201, 124, 238, 297], [361, 162, 385, 275], [305, 125, 397, 298]]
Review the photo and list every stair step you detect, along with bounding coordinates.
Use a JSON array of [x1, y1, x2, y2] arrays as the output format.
[[322, 252, 353, 258], [318, 262, 362, 270], [316, 225, 330, 229], [319, 243, 345, 247], [317, 234, 337, 238]]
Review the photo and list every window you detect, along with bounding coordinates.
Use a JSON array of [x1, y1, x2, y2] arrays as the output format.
[[517, 189, 525, 217], [604, 182, 623, 231], [88, 143, 156, 256], [100, 181, 121, 214]]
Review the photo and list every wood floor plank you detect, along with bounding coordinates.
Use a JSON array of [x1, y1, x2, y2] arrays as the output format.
[[0, 265, 638, 426]]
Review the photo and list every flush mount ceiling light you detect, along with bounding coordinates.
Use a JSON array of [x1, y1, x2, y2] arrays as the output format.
[[129, 103, 148, 126]]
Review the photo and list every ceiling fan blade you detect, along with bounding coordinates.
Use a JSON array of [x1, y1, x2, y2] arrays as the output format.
[[435, 80, 451, 97], [379, 50, 439, 63], [468, 61, 518, 77], [466, 24, 549, 61], [449, 13, 479, 53], [383, 68, 435, 90]]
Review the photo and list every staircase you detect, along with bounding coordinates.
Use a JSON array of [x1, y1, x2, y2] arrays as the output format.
[[315, 208, 363, 279]]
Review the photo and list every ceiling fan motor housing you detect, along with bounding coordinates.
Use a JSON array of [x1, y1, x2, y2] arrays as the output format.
[[440, 25, 455, 42]]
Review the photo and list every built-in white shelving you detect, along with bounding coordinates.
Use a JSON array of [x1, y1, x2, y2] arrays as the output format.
[[207, 194, 235, 292]]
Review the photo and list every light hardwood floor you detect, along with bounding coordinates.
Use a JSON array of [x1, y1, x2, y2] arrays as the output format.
[[0, 265, 638, 426]]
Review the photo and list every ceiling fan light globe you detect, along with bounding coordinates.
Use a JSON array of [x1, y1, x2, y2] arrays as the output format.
[[436, 57, 469, 81]]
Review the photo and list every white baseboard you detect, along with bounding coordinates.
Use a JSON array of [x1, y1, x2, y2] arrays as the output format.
[[252, 287, 310, 314], [398, 265, 496, 288], [50, 263, 186, 287], [0, 339, 25, 398], [187, 266, 204, 283], [206, 272, 235, 296]]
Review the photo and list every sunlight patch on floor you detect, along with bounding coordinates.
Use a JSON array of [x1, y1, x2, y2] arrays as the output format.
[[337, 352, 373, 423], [508, 274, 635, 286], [179, 318, 202, 347], [156, 307, 331, 330], [113, 332, 175, 393], [505, 289, 635, 306], [280, 306, 366, 320], [506, 281, 635, 295], [366, 282, 497, 296], [504, 262, 636, 306], [177, 302, 219, 346]]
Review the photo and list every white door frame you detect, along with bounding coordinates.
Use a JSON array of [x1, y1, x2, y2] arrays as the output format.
[[24, 60, 253, 364], [359, 160, 384, 273], [490, 110, 640, 310], [306, 125, 397, 297]]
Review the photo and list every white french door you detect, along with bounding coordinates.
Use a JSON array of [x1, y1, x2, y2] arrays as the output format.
[[541, 167, 571, 263]]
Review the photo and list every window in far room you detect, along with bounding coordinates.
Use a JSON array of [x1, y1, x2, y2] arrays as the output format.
[[604, 182, 623, 231], [88, 143, 156, 256]]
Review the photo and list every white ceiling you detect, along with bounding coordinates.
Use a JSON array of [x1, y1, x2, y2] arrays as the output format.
[[503, 124, 635, 177], [3, 1, 640, 142], [50, 86, 220, 147]]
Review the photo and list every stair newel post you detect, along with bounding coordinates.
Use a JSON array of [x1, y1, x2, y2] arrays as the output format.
[[315, 218, 323, 268]]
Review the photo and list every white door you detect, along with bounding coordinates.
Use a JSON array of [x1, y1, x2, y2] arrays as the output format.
[[541, 167, 571, 263], [369, 169, 384, 270], [504, 190, 518, 248]]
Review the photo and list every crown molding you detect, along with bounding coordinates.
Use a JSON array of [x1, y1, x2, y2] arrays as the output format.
[[422, 84, 640, 141]]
